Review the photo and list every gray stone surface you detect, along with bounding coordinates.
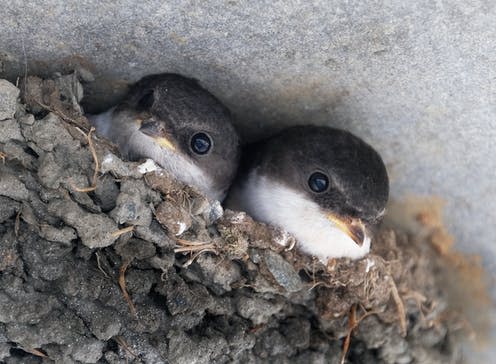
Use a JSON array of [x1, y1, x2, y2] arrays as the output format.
[[0, 119, 23, 143], [0, 79, 18, 120], [48, 199, 118, 248], [1, 1, 495, 360], [0, 172, 29, 201], [263, 250, 303, 293]]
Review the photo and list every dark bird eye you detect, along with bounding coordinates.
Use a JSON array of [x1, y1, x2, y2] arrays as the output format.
[[308, 172, 329, 193], [190, 132, 212, 155]]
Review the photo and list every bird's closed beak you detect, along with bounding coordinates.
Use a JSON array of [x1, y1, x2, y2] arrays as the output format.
[[327, 214, 367, 247], [137, 118, 176, 151]]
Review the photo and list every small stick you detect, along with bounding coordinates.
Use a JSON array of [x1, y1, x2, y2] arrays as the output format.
[[390, 277, 407, 337], [174, 243, 217, 253], [175, 238, 211, 246], [182, 248, 218, 267], [174, 238, 218, 253], [340, 304, 357, 364], [111, 225, 134, 238], [34, 100, 90, 132], [339, 305, 381, 364], [19, 347, 48, 358], [118, 259, 137, 317], [95, 252, 110, 279], [114, 336, 138, 359], [307, 280, 333, 291], [69, 127, 99, 192], [174, 238, 219, 267]]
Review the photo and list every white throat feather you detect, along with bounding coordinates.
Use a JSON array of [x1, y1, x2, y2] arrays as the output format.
[[232, 171, 371, 262]]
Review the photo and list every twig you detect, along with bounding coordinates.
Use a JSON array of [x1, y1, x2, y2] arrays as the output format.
[[114, 336, 138, 359], [340, 304, 356, 364], [390, 277, 407, 337], [174, 238, 217, 253], [175, 238, 212, 247], [111, 225, 134, 238], [34, 100, 90, 132], [182, 248, 219, 267], [69, 127, 99, 192], [174, 238, 219, 267], [95, 251, 110, 279], [339, 305, 381, 364], [174, 242, 217, 253], [307, 280, 333, 291], [118, 259, 137, 317], [19, 347, 48, 359]]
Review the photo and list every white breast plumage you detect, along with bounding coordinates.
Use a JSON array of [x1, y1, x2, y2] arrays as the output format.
[[234, 170, 371, 262]]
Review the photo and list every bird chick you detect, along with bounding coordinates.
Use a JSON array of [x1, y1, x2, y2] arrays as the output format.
[[226, 126, 389, 261], [89, 74, 240, 201]]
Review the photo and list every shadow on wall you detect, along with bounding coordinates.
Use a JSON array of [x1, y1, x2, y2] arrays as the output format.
[[2, 54, 369, 144]]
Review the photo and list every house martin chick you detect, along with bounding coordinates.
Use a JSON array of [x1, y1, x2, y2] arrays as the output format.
[[89, 73, 240, 201], [226, 125, 389, 261]]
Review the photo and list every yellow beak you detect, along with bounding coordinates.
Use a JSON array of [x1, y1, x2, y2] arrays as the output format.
[[154, 136, 176, 151], [327, 214, 366, 246]]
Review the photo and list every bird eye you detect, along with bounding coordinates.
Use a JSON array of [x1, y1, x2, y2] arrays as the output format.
[[308, 172, 329, 193], [190, 132, 212, 155]]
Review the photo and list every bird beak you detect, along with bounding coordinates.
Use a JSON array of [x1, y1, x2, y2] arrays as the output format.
[[137, 118, 176, 151], [327, 214, 367, 247]]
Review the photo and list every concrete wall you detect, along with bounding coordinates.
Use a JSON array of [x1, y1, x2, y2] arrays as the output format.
[[1, 1, 495, 358]]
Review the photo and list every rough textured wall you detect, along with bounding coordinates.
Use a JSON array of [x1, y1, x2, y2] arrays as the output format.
[[1, 0, 495, 359]]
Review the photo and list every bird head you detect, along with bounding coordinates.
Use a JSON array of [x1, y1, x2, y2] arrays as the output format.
[[251, 126, 389, 254], [117, 74, 240, 201]]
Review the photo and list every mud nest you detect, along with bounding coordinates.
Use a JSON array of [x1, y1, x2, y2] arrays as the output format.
[[0, 73, 465, 363]]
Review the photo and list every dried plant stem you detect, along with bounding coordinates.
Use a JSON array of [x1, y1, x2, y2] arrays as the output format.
[[118, 259, 137, 318], [69, 127, 99, 192], [390, 277, 407, 337], [111, 225, 134, 238]]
